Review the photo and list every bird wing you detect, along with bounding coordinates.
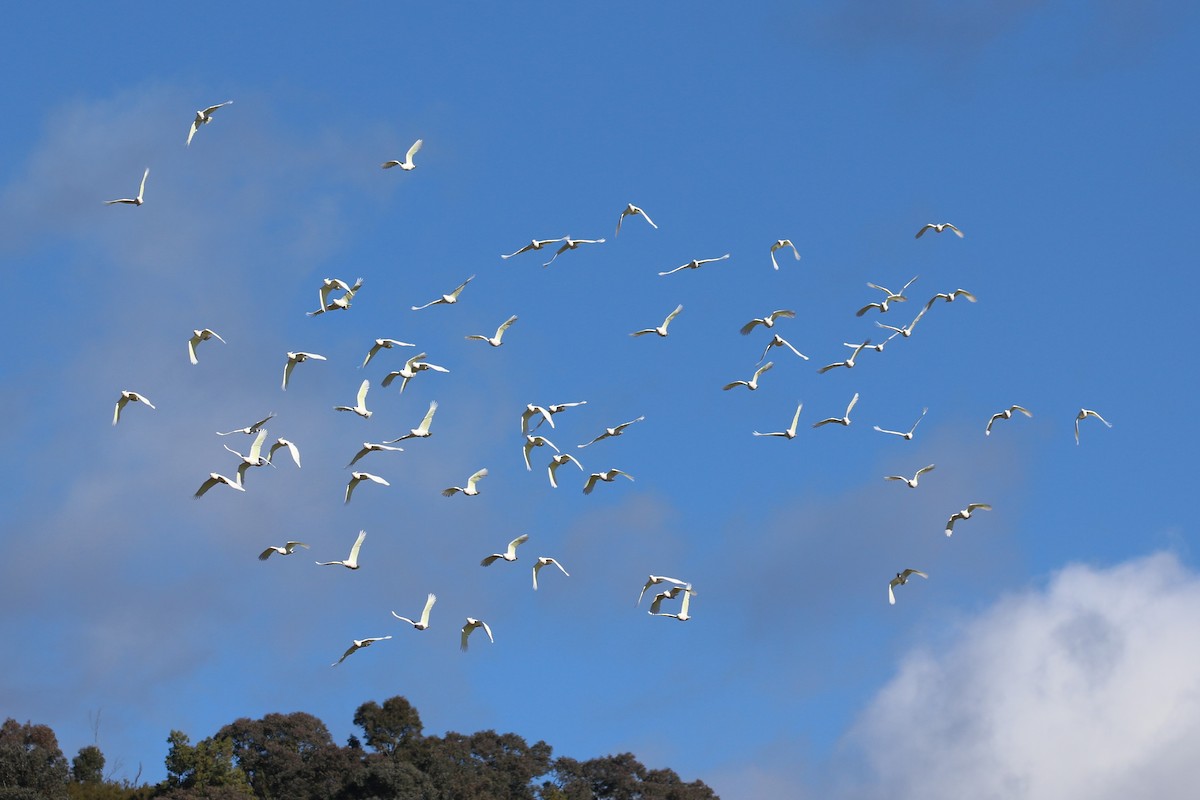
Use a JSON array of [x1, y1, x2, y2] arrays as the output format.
[[194, 476, 220, 498], [258, 547, 278, 561], [449, 275, 475, 298], [347, 531, 366, 563], [663, 304, 683, 326], [391, 612, 416, 625], [739, 319, 762, 335], [417, 401, 438, 433], [273, 439, 301, 468], [136, 168, 149, 201], [345, 477, 359, 504], [332, 643, 359, 666], [460, 624, 472, 651], [522, 439, 534, 471], [1013, 405, 1032, 417], [480, 555, 501, 567], [582, 474, 599, 494], [846, 392, 860, 416], [873, 426, 903, 437], [282, 359, 296, 391], [507, 533, 529, 557], [362, 343, 384, 368], [418, 593, 436, 626], [355, 379, 370, 409], [479, 620, 494, 643], [495, 314, 518, 339], [915, 224, 932, 238], [753, 361, 774, 381], [186, 119, 200, 146], [381, 160, 402, 169], [888, 583, 897, 605], [247, 429, 268, 463], [466, 468, 488, 490], [915, 464, 936, 477], [404, 138, 424, 163], [187, 334, 201, 365], [201, 100, 232, 116]]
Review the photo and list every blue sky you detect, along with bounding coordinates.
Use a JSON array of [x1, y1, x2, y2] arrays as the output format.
[[3, 3, 1199, 797]]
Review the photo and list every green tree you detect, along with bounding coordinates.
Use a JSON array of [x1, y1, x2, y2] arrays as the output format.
[[549, 754, 716, 800], [351, 698, 423, 757], [160, 731, 251, 797], [0, 718, 69, 800], [72, 746, 105, 785], [217, 713, 353, 800]]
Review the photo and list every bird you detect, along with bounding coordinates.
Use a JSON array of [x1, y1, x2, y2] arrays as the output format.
[[740, 309, 796, 335], [216, 413, 275, 436], [381, 138, 423, 170], [1075, 408, 1112, 445], [194, 471, 245, 498], [332, 636, 392, 667], [542, 236, 605, 268], [616, 204, 657, 236], [267, 438, 301, 468], [753, 402, 803, 439], [856, 276, 920, 317], [316, 278, 352, 314], [945, 504, 992, 536], [915, 222, 963, 239], [186, 101, 232, 146], [723, 361, 773, 391], [381, 352, 449, 394], [346, 442, 403, 469], [578, 416, 645, 448], [817, 341, 872, 374], [187, 329, 225, 365], [480, 533, 529, 566], [104, 168, 149, 206], [411, 275, 474, 310], [531, 400, 588, 432], [466, 314, 518, 347], [442, 468, 488, 497], [258, 541, 309, 561], [770, 239, 801, 270], [532, 557, 569, 590], [650, 586, 694, 621], [986, 405, 1033, 436], [282, 351, 326, 391], [392, 593, 437, 630], [333, 379, 373, 419], [637, 576, 689, 607], [460, 618, 494, 651], [519, 403, 555, 434], [658, 253, 730, 276], [648, 586, 686, 614], [874, 408, 929, 440], [547, 453, 584, 488], [875, 306, 928, 340], [223, 428, 271, 468], [884, 464, 936, 488], [500, 237, 565, 259], [307, 278, 363, 316], [388, 401, 438, 443], [583, 468, 633, 495], [889, 569, 928, 605], [112, 391, 155, 426], [316, 530, 367, 568], [345, 472, 389, 504], [924, 288, 977, 311], [758, 334, 809, 364], [361, 338, 416, 368], [523, 435, 559, 471], [631, 304, 683, 338], [812, 392, 860, 428]]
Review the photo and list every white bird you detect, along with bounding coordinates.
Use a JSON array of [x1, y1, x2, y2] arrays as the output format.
[[388, 401, 437, 443], [282, 351, 326, 391], [216, 413, 275, 437], [381, 138, 423, 170], [723, 361, 773, 391], [332, 636, 391, 667], [924, 288, 977, 311], [466, 314, 518, 347], [411, 275, 474, 310], [333, 379, 373, 419], [530, 400, 588, 432], [307, 278, 363, 316], [758, 334, 809, 363], [523, 435, 559, 470], [381, 352, 449, 394], [316, 278, 352, 314], [392, 593, 437, 630], [631, 304, 683, 338], [186, 101, 232, 147], [532, 557, 569, 590], [875, 306, 928, 340], [874, 408, 929, 441], [856, 276, 919, 317], [442, 468, 488, 497], [104, 168, 149, 206], [316, 530, 367, 569], [258, 541, 309, 561], [888, 569, 928, 605], [547, 453, 584, 488], [223, 428, 271, 468], [945, 504, 992, 536], [650, 586, 694, 621], [500, 237, 565, 259], [346, 442, 403, 469], [542, 236, 605, 268], [112, 390, 155, 426], [345, 472, 389, 504], [637, 575, 689, 607], [915, 222, 963, 239], [616, 204, 657, 236], [520, 403, 555, 434], [812, 392, 859, 428], [884, 464, 936, 488], [267, 438, 301, 468], [194, 471, 245, 498], [460, 618, 494, 651], [740, 309, 796, 335], [648, 586, 685, 614], [770, 239, 801, 270], [480, 533, 529, 566], [658, 253, 730, 276], [817, 341, 872, 374], [986, 405, 1033, 436], [187, 329, 226, 365], [578, 416, 645, 448], [583, 468, 633, 495], [753, 402, 803, 439], [361, 338, 416, 368], [1075, 408, 1112, 445]]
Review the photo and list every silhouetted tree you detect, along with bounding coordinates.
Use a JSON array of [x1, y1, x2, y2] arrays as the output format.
[[0, 718, 69, 800], [351, 698, 423, 756], [160, 730, 251, 798], [549, 754, 716, 800], [72, 746, 106, 785], [217, 713, 353, 800]]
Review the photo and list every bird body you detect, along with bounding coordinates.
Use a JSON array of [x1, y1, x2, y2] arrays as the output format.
[[332, 636, 391, 666], [578, 416, 645, 447], [347, 442, 403, 468], [187, 329, 226, 365], [113, 390, 155, 425], [873, 408, 928, 440], [770, 239, 800, 270], [532, 557, 569, 590], [876, 306, 927, 340], [268, 438, 301, 468], [1075, 408, 1112, 445], [583, 468, 633, 494], [616, 203, 657, 235], [812, 392, 859, 428], [915, 222, 963, 239], [523, 435, 559, 470], [637, 575, 689, 607], [884, 464, 936, 488], [753, 402, 803, 439], [392, 593, 437, 630], [104, 168, 149, 205], [888, 569, 928, 604], [460, 618, 494, 651], [658, 253, 730, 276], [186, 101, 232, 146], [650, 586, 693, 621], [501, 237, 565, 259], [632, 304, 683, 338], [740, 309, 796, 335], [817, 341, 872, 374], [308, 278, 363, 316], [194, 471, 245, 498], [412, 275, 474, 310], [723, 361, 773, 391], [759, 334, 809, 363], [388, 401, 438, 442], [316, 530, 367, 568], [217, 413, 275, 437], [333, 379, 373, 418], [443, 468, 488, 497], [381, 352, 449, 393], [282, 351, 326, 390], [258, 541, 309, 560], [466, 314, 518, 346], [547, 453, 584, 488], [924, 289, 977, 311], [481, 533, 529, 566], [361, 338, 416, 368], [986, 405, 1032, 435], [381, 138, 423, 170], [223, 428, 270, 468], [945, 504, 992, 536], [345, 472, 389, 504], [542, 237, 605, 267]]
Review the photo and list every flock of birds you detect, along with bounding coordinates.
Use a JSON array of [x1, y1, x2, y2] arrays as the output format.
[[104, 100, 1115, 664]]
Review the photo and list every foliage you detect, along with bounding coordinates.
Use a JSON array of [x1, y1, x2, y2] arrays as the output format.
[[161, 731, 251, 797], [72, 746, 106, 785], [0, 718, 70, 800]]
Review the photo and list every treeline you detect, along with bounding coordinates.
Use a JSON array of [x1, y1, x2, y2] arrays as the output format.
[[0, 696, 717, 800]]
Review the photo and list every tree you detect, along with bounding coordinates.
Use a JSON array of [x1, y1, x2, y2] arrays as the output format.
[[217, 713, 353, 800], [72, 746, 105, 785], [548, 754, 716, 800], [0, 718, 69, 800], [351, 698, 423, 757], [160, 731, 251, 797]]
